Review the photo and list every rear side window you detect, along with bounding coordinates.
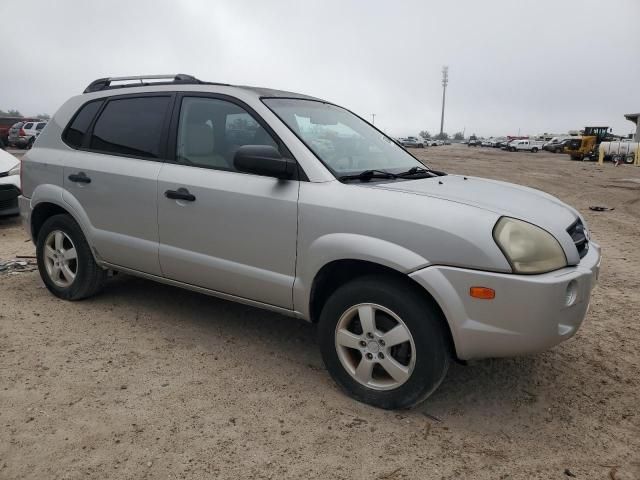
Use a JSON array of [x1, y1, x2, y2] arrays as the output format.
[[90, 96, 170, 159], [36, 122, 46, 131], [23, 123, 33, 129], [63, 100, 102, 148]]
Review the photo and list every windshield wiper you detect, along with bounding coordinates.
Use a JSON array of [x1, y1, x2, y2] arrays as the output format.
[[339, 169, 399, 182], [397, 166, 447, 177]]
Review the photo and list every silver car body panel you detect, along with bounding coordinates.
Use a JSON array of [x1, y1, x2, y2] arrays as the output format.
[[157, 162, 299, 308], [19, 81, 602, 361]]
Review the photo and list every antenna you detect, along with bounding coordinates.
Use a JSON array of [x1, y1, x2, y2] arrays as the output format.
[[439, 66, 448, 136]]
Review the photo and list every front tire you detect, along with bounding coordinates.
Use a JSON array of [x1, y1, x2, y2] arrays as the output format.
[[318, 276, 450, 409], [36, 214, 107, 300], [532, 147, 538, 153]]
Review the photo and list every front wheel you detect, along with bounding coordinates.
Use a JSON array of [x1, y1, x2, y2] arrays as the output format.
[[532, 147, 538, 153], [36, 214, 107, 300], [318, 276, 450, 409]]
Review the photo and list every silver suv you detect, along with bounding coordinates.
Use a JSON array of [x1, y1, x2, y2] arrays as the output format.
[[19, 74, 601, 409]]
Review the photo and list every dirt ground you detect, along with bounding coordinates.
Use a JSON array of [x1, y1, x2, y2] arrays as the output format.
[[1, 146, 639, 479]]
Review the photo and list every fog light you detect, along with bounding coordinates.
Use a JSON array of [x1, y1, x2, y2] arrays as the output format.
[[565, 280, 578, 306]]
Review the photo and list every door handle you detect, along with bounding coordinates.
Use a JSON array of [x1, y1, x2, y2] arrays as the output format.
[[165, 187, 196, 202], [68, 172, 91, 184]]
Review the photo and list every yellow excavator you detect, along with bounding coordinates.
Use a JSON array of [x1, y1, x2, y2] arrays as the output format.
[[565, 126, 610, 161]]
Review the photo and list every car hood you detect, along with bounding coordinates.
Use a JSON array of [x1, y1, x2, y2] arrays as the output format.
[[0, 149, 19, 174], [370, 174, 578, 232]]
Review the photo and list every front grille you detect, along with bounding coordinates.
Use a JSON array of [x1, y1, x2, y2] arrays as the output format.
[[567, 218, 589, 259]]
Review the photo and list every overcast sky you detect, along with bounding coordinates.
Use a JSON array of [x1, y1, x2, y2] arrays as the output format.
[[1, 0, 638, 137]]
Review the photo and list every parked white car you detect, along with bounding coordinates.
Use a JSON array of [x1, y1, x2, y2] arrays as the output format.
[[0, 149, 21, 216], [8, 120, 48, 149], [508, 139, 544, 152]]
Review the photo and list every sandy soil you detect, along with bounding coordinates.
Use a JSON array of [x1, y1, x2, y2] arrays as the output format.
[[1, 146, 638, 479]]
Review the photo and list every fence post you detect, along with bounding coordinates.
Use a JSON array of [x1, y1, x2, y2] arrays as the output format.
[[636, 144, 640, 166]]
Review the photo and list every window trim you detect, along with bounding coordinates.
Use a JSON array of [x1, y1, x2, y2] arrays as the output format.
[[166, 92, 307, 181], [61, 98, 104, 150], [62, 93, 175, 162]]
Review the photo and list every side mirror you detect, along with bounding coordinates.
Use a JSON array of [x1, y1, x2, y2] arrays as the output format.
[[234, 145, 295, 180]]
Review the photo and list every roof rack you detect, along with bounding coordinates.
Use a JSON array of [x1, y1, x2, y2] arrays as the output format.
[[83, 74, 217, 94]]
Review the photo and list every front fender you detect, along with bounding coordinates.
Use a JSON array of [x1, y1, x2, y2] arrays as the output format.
[[293, 233, 430, 319]]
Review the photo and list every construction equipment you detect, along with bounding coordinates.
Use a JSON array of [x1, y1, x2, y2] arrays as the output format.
[[565, 126, 611, 161]]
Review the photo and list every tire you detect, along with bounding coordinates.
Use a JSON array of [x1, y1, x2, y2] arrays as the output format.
[[624, 154, 635, 164], [36, 214, 107, 300], [318, 275, 450, 409], [26, 137, 35, 149], [532, 147, 538, 153]]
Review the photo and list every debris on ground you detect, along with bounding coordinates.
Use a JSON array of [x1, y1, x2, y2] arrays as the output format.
[[0, 258, 38, 275], [589, 206, 615, 212]]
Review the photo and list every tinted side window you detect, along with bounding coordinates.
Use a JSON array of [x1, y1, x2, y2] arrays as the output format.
[[36, 122, 46, 131], [176, 96, 277, 171], [90, 96, 170, 159], [63, 100, 102, 148], [23, 123, 34, 129]]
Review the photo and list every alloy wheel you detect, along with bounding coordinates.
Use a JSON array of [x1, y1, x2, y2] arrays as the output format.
[[43, 230, 78, 288], [334, 303, 416, 391]]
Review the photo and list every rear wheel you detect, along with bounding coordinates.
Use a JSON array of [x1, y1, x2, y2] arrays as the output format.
[[36, 214, 107, 300], [532, 147, 538, 153], [26, 137, 35, 149], [319, 276, 450, 409], [624, 154, 635, 164]]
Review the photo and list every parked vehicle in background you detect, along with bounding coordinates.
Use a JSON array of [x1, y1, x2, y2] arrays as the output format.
[[599, 141, 638, 164], [0, 116, 39, 145], [509, 139, 544, 152], [543, 138, 572, 153], [8, 121, 48, 149], [401, 136, 424, 148], [19, 73, 601, 410], [467, 135, 479, 147], [0, 149, 21, 216], [565, 126, 611, 161]]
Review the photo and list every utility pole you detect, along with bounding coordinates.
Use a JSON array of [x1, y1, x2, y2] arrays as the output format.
[[439, 66, 448, 137], [371, 113, 376, 125]]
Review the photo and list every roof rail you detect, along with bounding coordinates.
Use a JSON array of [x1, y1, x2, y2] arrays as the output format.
[[83, 74, 210, 94]]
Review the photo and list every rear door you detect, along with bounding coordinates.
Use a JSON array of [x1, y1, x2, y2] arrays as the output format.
[[61, 94, 172, 275], [157, 94, 299, 308]]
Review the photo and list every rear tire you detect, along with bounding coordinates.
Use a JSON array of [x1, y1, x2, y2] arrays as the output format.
[[532, 147, 538, 153], [318, 275, 450, 409], [624, 154, 635, 164], [36, 214, 107, 300]]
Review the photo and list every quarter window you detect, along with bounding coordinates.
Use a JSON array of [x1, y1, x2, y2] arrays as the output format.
[[63, 100, 103, 148], [36, 122, 46, 131], [90, 96, 170, 159], [176, 97, 278, 171]]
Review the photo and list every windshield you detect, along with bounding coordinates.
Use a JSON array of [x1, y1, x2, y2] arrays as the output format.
[[262, 98, 424, 176]]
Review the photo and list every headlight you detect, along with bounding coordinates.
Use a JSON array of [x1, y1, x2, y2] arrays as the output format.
[[8, 163, 20, 176], [493, 217, 567, 274]]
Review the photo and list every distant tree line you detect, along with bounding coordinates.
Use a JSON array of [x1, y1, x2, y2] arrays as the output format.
[[419, 130, 465, 141], [0, 108, 50, 119]]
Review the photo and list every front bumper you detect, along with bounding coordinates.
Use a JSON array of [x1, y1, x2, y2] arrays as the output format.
[[0, 184, 20, 216], [410, 242, 601, 360]]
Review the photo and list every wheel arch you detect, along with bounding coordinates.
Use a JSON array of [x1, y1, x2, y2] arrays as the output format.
[[308, 259, 457, 358]]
